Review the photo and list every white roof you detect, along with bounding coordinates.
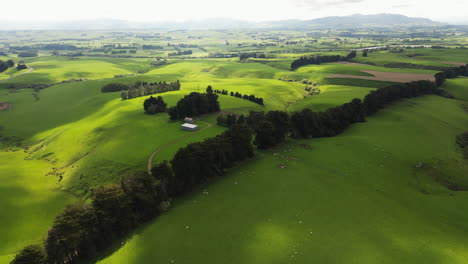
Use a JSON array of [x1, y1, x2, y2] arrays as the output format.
[[181, 123, 198, 129]]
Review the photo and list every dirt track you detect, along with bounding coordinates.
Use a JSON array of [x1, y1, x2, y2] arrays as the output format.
[[0, 102, 12, 111], [0, 66, 34, 82], [334, 61, 370, 66], [147, 121, 214, 175], [328, 70, 435, 83], [442, 61, 467, 66]]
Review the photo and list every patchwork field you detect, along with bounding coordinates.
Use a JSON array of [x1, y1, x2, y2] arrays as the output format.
[[1, 39, 467, 264], [99, 94, 468, 264], [328, 70, 435, 83]]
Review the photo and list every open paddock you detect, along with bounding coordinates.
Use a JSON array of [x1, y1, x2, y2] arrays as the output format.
[[328, 70, 435, 83]]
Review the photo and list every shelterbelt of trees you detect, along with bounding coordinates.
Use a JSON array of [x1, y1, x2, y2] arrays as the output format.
[[290, 51, 357, 70], [101, 80, 181, 100], [207, 85, 264, 105], [11, 64, 468, 264]]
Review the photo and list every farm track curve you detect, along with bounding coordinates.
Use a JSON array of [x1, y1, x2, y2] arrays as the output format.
[[147, 121, 214, 175], [0, 65, 34, 82]]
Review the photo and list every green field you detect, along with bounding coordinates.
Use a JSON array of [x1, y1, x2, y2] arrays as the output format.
[[1, 29, 468, 264], [99, 93, 468, 264]]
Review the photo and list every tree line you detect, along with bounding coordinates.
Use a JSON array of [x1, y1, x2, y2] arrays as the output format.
[[290, 51, 356, 70], [11, 65, 468, 264], [100, 80, 181, 100], [168, 50, 192, 56], [11, 124, 253, 264], [207, 85, 264, 105], [239, 52, 266, 60]]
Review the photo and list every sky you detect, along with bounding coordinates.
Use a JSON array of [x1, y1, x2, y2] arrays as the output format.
[[1, 0, 467, 23]]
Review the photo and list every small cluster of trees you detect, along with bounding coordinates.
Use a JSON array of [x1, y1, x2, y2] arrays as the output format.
[[239, 52, 266, 60], [290, 51, 357, 70], [143, 96, 167, 114], [207, 85, 264, 105], [16, 64, 28, 70], [0, 59, 14, 73], [168, 50, 192, 56], [248, 111, 290, 149], [168, 92, 220, 120]]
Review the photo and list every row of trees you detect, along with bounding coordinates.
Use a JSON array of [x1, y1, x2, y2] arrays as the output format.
[[168, 92, 220, 120], [100, 81, 180, 99], [207, 86, 264, 105], [290, 51, 356, 70], [18, 51, 38, 57], [239, 52, 266, 60], [435, 65, 468, 86], [168, 50, 192, 56], [11, 124, 254, 264], [122, 81, 181, 100], [11, 66, 468, 264], [0, 59, 15, 73]]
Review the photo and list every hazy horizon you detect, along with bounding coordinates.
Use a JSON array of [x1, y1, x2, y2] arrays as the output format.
[[1, 0, 467, 24]]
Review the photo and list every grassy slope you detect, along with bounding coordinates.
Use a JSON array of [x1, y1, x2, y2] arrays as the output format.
[[414, 49, 468, 64], [2, 53, 465, 263], [353, 51, 454, 67], [443, 77, 468, 101], [0, 151, 76, 260], [100, 95, 468, 264]]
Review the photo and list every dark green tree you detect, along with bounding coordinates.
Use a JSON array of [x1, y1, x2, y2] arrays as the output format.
[[11, 244, 47, 264], [7, 59, 15, 68], [254, 120, 276, 149]]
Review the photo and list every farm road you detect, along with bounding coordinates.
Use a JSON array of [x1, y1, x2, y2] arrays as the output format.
[[0, 65, 34, 82], [147, 121, 214, 175]]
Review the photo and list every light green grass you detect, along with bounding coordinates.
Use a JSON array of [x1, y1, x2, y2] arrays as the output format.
[[443, 78, 468, 101], [100, 95, 468, 264], [353, 51, 453, 68], [0, 151, 76, 260], [288, 85, 375, 112], [0, 67, 26, 80]]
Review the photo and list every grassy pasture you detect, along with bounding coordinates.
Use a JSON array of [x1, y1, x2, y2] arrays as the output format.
[[412, 49, 468, 64], [352, 50, 454, 67], [442, 77, 468, 101], [99, 94, 468, 264], [1, 42, 468, 264], [0, 151, 76, 260]]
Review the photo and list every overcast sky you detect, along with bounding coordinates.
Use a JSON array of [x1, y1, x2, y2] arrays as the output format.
[[1, 0, 467, 23]]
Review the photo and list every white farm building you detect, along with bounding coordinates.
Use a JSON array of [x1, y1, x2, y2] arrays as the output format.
[[181, 123, 198, 131]]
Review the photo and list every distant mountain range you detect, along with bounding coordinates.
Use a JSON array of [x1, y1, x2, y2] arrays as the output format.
[[0, 14, 452, 31]]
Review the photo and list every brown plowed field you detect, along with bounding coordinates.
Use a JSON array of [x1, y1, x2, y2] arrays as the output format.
[[328, 70, 435, 83]]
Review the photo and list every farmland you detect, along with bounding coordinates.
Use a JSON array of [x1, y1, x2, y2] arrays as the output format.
[[1, 27, 468, 264]]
